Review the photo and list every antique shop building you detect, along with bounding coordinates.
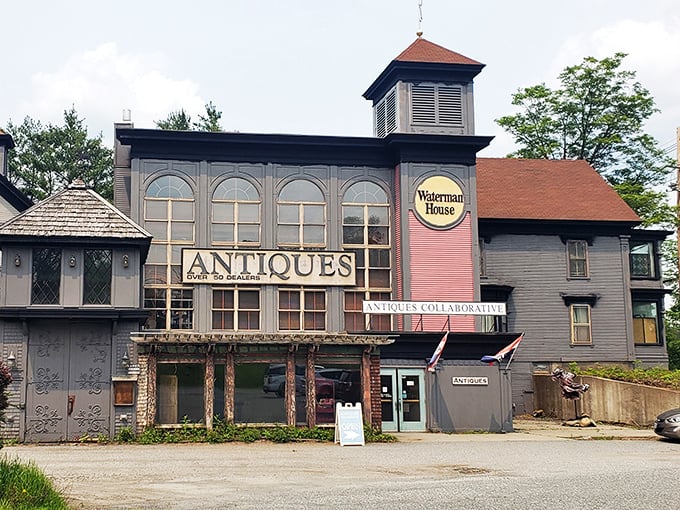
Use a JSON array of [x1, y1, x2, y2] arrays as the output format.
[[0, 37, 669, 441]]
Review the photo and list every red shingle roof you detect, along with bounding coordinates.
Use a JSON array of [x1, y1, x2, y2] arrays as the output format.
[[476, 158, 640, 223], [395, 38, 481, 65]]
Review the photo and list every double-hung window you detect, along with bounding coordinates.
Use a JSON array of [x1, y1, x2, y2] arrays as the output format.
[[570, 304, 592, 345], [279, 289, 326, 331], [212, 288, 260, 331], [567, 240, 588, 278]]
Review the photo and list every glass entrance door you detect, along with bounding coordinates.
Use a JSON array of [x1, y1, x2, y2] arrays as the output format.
[[380, 368, 426, 432]]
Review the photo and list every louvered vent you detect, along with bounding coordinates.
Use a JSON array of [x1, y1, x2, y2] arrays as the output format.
[[411, 83, 463, 127], [384, 89, 397, 134], [411, 85, 436, 124], [438, 87, 463, 125], [374, 87, 398, 137]]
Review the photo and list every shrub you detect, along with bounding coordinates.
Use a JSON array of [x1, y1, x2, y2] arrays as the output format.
[[572, 364, 680, 390]]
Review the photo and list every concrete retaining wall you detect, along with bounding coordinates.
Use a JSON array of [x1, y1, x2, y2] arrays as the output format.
[[533, 374, 680, 426]]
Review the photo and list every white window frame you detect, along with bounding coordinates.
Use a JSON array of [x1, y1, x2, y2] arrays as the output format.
[[570, 304, 592, 345]]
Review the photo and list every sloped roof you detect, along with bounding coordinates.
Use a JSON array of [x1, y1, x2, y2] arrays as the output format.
[[0, 180, 151, 241], [476, 158, 640, 223], [363, 38, 484, 102], [395, 37, 482, 65]]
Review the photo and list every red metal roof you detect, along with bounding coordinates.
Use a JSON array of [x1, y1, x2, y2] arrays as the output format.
[[476, 158, 640, 223], [395, 38, 481, 65]]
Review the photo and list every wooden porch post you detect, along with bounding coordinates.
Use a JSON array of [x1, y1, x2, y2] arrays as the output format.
[[286, 346, 296, 425], [225, 347, 235, 423], [204, 349, 215, 430], [361, 347, 372, 425], [306, 345, 317, 427]]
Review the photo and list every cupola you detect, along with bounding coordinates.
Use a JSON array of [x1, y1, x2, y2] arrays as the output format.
[[363, 38, 484, 137]]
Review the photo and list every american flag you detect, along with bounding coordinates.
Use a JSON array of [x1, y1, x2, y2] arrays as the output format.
[[426, 332, 449, 372], [481, 333, 524, 365]]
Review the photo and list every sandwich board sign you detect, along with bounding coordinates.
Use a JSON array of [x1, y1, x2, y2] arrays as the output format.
[[334, 402, 365, 446]]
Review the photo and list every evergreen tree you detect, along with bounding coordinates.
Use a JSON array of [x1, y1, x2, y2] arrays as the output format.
[[6, 108, 113, 201]]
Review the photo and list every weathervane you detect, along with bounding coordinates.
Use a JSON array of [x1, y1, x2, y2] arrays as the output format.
[[417, 0, 423, 37]]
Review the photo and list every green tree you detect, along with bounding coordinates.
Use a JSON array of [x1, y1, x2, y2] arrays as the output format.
[[662, 240, 680, 370], [6, 108, 113, 202], [155, 101, 222, 132], [496, 53, 676, 227]]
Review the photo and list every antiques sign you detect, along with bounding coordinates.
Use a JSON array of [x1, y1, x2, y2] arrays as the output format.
[[452, 377, 489, 386], [182, 249, 356, 285], [363, 300, 506, 316]]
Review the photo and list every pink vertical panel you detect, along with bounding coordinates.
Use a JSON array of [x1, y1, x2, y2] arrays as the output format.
[[393, 165, 403, 330], [408, 211, 474, 331]]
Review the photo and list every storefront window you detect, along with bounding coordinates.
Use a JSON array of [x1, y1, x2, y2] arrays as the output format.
[[156, 363, 204, 424], [236, 363, 286, 424], [314, 364, 361, 424]]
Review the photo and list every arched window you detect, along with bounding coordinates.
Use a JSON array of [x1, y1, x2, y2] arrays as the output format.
[[212, 177, 260, 246], [143, 175, 195, 330], [342, 181, 391, 331], [277, 180, 325, 247]]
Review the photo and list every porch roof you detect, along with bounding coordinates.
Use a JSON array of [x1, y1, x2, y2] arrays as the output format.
[[131, 331, 395, 346]]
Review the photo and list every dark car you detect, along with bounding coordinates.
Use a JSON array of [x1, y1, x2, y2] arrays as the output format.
[[654, 408, 680, 440]]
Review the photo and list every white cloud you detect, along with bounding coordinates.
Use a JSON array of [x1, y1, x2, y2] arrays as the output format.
[[22, 43, 207, 143]]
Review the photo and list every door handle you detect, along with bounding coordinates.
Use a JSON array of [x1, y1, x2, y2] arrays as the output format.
[[68, 395, 75, 416]]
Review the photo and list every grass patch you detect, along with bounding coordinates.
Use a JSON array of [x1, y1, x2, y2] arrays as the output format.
[[0, 455, 68, 510]]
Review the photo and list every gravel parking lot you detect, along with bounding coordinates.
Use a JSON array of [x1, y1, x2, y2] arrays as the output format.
[[3, 427, 679, 510]]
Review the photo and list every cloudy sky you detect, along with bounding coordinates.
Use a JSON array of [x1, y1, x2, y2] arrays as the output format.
[[2, 0, 679, 158]]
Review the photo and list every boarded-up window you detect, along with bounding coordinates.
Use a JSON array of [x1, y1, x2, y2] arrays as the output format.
[[633, 301, 659, 344], [114, 381, 134, 406]]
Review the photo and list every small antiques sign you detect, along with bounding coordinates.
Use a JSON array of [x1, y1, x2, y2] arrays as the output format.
[[452, 377, 489, 386]]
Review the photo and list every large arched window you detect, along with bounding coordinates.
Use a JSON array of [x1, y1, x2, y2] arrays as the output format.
[[342, 181, 391, 331], [143, 175, 195, 330], [277, 180, 325, 248], [212, 177, 260, 246]]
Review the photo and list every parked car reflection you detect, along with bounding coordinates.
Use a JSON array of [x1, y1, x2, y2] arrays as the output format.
[[654, 408, 680, 440]]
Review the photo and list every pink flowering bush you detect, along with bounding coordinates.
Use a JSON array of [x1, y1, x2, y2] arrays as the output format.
[[0, 361, 11, 421]]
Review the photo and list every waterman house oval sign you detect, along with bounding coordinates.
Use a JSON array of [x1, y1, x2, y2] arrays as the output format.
[[414, 175, 465, 229]]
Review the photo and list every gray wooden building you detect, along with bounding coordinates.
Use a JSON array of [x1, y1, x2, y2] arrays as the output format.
[[0, 36, 670, 440], [0, 181, 151, 441]]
